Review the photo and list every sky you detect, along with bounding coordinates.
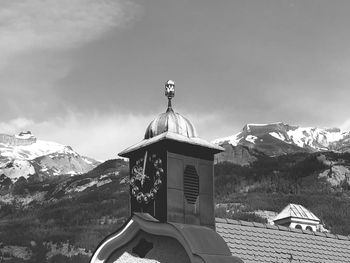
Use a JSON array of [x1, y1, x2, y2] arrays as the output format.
[[1, 0, 350, 160]]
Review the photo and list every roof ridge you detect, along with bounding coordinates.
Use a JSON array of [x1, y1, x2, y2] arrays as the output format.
[[215, 217, 350, 241]]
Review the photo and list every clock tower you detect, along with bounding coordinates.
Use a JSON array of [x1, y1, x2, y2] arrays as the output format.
[[119, 80, 223, 229], [91, 81, 242, 263]]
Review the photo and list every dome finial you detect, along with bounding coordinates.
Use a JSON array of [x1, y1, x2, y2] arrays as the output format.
[[165, 80, 175, 111]]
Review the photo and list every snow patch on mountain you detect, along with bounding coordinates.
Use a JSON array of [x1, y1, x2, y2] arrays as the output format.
[[245, 135, 258, 144], [214, 123, 350, 153], [35, 152, 95, 177], [213, 123, 350, 165], [0, 140, 77, 161], [269, 132, 286, 141], [246, 123, 278, 131], [0, 160, 35, 180], [65, 173, 116, 194], [0, 132, 99, 181], [212, 133, 241, 146], [287, 127, 346, 150]]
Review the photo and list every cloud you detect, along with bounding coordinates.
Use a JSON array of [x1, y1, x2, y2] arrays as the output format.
[[0, 112, 153, 160], [0, 0, 138, 63], [0, 110, 232, 161], [0, 0, 140, 121], [0, 118, 35, 134], [340, 119, 350, 131], [3, 110, 349, 161]]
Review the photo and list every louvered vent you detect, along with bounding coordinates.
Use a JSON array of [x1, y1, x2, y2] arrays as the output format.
[[184, 165, 199, 204]]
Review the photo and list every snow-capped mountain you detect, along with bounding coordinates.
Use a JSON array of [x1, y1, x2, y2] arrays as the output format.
[[213, 123, 350, 165], [0, 131, 100, 181]]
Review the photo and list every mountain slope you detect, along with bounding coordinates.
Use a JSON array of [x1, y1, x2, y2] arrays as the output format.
[[0, 159, 129, 262], [0, 132, 99, 181], [213, 123, 350, 165], [214, 151, 350, 235]]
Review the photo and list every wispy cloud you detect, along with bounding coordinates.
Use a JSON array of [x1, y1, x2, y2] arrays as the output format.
[[0, 112, 153, 160], [2, 109, 350, 161], [340, 119, 350, 131], [0, 0, 138, 63], [0, 0, 140, 121], [0, 118, 35, 134], [0, 110, 231, 160]]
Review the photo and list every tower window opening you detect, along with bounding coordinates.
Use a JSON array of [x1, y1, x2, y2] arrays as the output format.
[[183, 165, 199, 204]]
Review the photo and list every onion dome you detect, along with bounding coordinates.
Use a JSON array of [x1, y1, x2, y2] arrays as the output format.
[[144, 108, 198, 139], [144, 80, 198, 139]]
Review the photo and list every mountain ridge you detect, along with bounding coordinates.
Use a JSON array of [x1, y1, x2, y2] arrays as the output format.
[[0, 131, 100, 181], [213, 122, 350, 165]]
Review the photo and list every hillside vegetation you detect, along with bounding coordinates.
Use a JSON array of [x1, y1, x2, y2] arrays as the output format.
[[0, 153, 349, 262], [214, 152, 350, 235], [0, 159, 129, 263]]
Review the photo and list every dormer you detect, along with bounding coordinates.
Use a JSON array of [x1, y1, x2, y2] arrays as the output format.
[[273, 203, 320, 231]]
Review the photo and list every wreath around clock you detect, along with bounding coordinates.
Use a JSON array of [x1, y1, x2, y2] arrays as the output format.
[[130, 153, 164, 204]]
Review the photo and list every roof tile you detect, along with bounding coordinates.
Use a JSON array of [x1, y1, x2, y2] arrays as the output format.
[[302, 229, 314, 235], [226, 218, 240, 225], [277, 225, 290, 231], [252, 222, 265, 228], [216, 218, 350, 263], [266, 224, 278, 230], [239, 221, 254, 227], [314, 231, 327, 237], [325, 232, 337, 239], [215, 217, 228, 223], [290, 228, 303, 233]]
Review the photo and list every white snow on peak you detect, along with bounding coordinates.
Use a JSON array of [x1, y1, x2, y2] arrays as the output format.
[[246, 124, 266, 132], [15, 132, 35, 140], [269, 132, 286, 141], [246, 122, 283, 131], [212, 132, 241, 146], [0, 140, 78, 160], [247, 123, 271, 128], [82, 157, 93, 165], [287, 127, 345, 149], [0, 160, 35, 180], [212, 122, 349, 151], [245, 135, 258, 144]]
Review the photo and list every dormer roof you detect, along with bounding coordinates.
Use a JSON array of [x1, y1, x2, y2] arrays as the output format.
[[273, 203, 320, 223]]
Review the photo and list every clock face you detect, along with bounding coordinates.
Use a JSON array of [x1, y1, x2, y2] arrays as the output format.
[[130, 151, 164, 204]]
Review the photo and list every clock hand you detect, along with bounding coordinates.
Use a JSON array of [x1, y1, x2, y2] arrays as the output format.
[[143, 151, 148, 175], [141, 151, 148, 187]]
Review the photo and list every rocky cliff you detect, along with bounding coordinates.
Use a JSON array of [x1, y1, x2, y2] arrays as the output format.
[[0, 131, 36, 146]]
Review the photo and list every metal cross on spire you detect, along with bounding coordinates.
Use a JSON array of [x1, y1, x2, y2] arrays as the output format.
[[165, 80, 175, 111]]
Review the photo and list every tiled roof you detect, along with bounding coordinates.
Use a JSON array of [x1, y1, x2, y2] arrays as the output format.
[[273, 203, 320, 222], [216, 218, 350, 263]]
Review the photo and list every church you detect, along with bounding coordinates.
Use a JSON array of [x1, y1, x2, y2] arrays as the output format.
[[90, 81, 350, 263]]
